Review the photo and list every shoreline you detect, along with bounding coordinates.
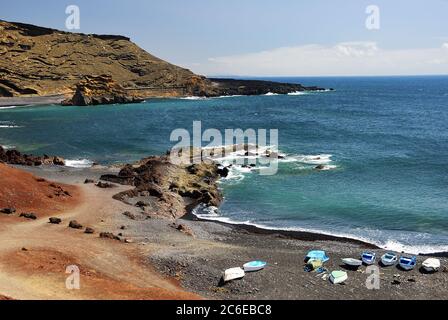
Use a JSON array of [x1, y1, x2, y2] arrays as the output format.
[[20, 163, 448, 257], [0, 94, 67, 108], [186, 207, 448, 258], [2, 164, 447, 300]]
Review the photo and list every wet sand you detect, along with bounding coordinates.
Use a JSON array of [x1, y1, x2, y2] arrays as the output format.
[[0, 94, 66, 107]]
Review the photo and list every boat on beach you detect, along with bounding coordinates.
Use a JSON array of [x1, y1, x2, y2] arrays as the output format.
[[342, 258, 362, 268], [361, 252, 376, 265], [329, 271, 348, 284], [243, 261, 267, 272], [305, 250, 329, 263], [223, 267, 245, 282], [399, 256, 417, 271], [381, 252, 398, 266], [422, 258, 440, 272]]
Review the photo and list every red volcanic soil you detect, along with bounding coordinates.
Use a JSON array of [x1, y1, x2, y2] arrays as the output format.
[[0, 163, 80, 215]]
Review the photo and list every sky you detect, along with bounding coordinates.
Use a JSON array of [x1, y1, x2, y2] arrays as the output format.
[[2, 0, 448, 76]]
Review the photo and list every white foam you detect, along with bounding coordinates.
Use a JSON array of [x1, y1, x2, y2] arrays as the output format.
[[0, 125, 22, 128], [0, 145, 15, 150], [287, 91, 308, 96], [294, 154, 333, 165], [193, 205, 448, 255], [0, 106, 18, 110], [180, 96, 209, 100], [65, 159, 94, 168], [264, 92, 279, 96], [214, 95, 243, 99]]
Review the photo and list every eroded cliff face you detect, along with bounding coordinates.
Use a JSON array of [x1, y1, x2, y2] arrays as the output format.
[[0, 20, 328, 102], [0, 20, 208, 98]]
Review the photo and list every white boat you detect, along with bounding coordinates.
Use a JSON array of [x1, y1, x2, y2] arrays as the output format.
[[329, 270, 348, 284], [342, 258, 363, 267], [243, 261, 267, 272], [381, 252, 398, 266], [422, 258, 441, 272], [223, 267, 245, 282]]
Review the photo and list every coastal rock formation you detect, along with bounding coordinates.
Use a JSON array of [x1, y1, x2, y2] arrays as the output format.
[[0, 20, 328, 101], [61, 75, 143, 106], [0, 20, 207, 98], [204, 78, 329, 97], [0, 146, 65, 166], [100, 156, 223, 219]]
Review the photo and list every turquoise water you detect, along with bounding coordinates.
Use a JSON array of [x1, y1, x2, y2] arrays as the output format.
[[1, 76, 448, 253]]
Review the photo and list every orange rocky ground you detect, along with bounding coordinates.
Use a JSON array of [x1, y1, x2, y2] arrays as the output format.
[[0, 163, 80, 216], [0, 163, 200, 300]]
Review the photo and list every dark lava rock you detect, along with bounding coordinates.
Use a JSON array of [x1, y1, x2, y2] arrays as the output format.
[[68, 220, 83, 229], [122, 211, 136, 220], [175, 224, 195, 237], [1, 208, 16, 215], [217, 166, 230, 178], [315, 165, 326, 170], [0, 145, 65, 167], [99, 232, 121, 241], [84, 227, 95, 234], [96, 181, 116, 189], [20, 213, 37, 220], [84, 179, 95, 184], [135, 201, 149, 208], [49, 217, 62, 224]]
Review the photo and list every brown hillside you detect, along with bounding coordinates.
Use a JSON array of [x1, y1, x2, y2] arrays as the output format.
[[0, 20, 206, 97]]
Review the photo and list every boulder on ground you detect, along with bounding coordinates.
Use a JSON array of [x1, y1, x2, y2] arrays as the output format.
[[84, 227, 95, 234], [96, 181, 116, 189], [69, 220, 83, 229], [20, 213, 37, 220], [49, 217, 62, 224], [0, 208, 16, 215], [99, 232, 121, 241]]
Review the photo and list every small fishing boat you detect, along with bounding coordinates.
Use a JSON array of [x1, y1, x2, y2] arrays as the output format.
[[399, 256, 417, 271], [243, 261, 267, 272], [304, 259, 323, 272], [381, 252, 398, 266], [223, 267, 245, 282], [342, 258, 363, 267], [329, 271, 348, 284], [422, 258, 440, 272], [361, 252, 376, 265], [305, 250, 329, 263]]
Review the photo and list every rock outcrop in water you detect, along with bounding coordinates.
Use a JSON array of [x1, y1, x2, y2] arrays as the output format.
[[0, 146, 65, 166], [0, 19, 329, 103], [100, 155, 223, 219], [61, 75, 143, 106]]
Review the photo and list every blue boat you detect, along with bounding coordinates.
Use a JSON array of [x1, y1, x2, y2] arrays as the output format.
[[305, 250, 329, 263], [399, 256, 417, 271], [361, 251, 376, 265], [243, 261, 267, 272]]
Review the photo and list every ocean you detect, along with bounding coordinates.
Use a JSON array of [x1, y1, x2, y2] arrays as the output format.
[[1, 76, 447, 254]]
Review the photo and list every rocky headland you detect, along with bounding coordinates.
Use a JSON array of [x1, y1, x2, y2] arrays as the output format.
[[100, 155, 224, 219], [0, 146, 65, 166], [0, 20, 329, 106]]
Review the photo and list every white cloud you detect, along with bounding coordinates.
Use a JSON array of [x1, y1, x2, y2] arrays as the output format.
[[190, 42, 448, 76]]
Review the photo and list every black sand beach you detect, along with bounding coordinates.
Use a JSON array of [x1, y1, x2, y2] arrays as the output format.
[[16, 165, 448, 300]]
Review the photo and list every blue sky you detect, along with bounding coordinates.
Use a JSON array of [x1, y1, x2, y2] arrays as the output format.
[[2, 0, 448, 76]]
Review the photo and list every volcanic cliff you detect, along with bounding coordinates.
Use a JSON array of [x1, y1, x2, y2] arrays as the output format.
[[0, 20, 327, 103]]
